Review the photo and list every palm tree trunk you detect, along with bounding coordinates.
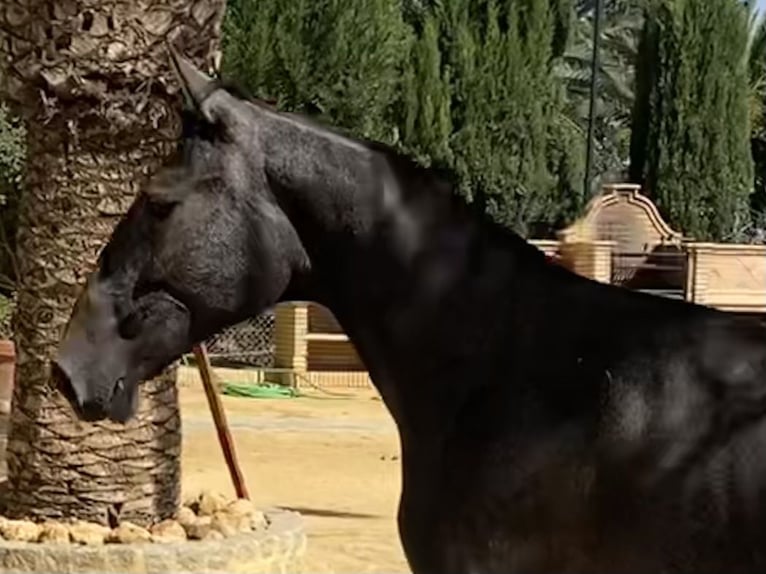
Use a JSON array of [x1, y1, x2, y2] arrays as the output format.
[[1, 0, 226, 525]]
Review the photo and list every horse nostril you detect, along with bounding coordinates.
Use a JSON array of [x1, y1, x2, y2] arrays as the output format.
[[80, 398, 108, 422], [51, 362, 109, 421]]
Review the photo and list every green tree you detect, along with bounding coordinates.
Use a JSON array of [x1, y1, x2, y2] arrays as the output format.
[[401, 14, 453, 168], [557, 0, 643, 186], [748, 6, 766, 230], [224, 0, 582, 235], [402, 0, 584, 235], [0, 102, 24, 298], [222, 0, 412, 144], [629, 0, 754, 241]]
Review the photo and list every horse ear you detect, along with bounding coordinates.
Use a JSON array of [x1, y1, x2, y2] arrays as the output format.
[[167, 45, 218, 119]]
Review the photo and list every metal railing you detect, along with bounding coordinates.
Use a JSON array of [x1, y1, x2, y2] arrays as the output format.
[[611, 250, 688, 300]]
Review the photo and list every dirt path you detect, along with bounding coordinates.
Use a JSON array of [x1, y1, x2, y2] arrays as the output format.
[[180, 385, 410, 573]]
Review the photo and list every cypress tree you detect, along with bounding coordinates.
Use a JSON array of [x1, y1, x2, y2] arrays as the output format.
[[629, 0, 754, 241], [402, 0, 584, 235], [749, 10, 766, 226], [224, 0, 582, 234], [401, 14, 453, 167], [222, 0, 412, 143]]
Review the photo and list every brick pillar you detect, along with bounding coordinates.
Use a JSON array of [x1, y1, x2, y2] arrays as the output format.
[[274, 302, 309, 385], [560, 240, 615, 283]]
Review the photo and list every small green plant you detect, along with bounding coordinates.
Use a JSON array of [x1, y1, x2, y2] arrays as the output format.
[[0, 101, 25, 295], [0, 102, 25, 207], [0, 294, 13, 339]]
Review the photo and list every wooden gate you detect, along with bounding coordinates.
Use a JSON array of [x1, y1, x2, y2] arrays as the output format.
[[558, 184, 689, 299]]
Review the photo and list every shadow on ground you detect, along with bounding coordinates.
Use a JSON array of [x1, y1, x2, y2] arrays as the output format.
[[284, 506, 379, 519]]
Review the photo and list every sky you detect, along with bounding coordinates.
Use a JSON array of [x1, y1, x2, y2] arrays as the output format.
[[759, 0, 766, 14]]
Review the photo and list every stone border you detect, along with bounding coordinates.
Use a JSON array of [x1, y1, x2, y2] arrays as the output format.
[[0, 507, 305, 574]]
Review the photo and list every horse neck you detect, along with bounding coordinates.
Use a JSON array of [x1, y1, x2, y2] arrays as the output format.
[[261, 113, 543, 429]]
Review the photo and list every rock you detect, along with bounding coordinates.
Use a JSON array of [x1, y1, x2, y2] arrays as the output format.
[[210, 511, 248, 537], [69, 520, 110, 545], [183, 516, 212, 540], [1, 519, 41, 542], [150, 519, 187, 543], [182, 494, 200, 514], [203, 529, 224, 541], [225, 498, 255, 518], [250, 510, 267, 531], [108, 521, 152, 544], [38, 521, 70, 544], [197, 490, 229, 516], [177, 506, 196, 527], [235, 513, 253, 533]]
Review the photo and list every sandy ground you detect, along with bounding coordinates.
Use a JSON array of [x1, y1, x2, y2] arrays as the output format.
[[179, 383, 410, 573]]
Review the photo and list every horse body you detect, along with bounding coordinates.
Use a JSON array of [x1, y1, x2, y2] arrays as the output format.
[[299, 148, 766, 573], [54, 52, 766, 573]]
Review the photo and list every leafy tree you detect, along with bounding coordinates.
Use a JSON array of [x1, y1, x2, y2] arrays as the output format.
[[224, 0, 583, 235], [629, 0, 754, 241], [401, 14, 453, 168], [223, 0, 412, 144], [402, 0, 585, 235], [748, 6, 766, 229], [557, 0, 644, 187], [0, 102, 25, 297], [0, 103, 24, 209]]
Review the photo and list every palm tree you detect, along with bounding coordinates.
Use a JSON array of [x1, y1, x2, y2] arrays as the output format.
[[557, 0, 644, 186], [0, 0, 225, 524]]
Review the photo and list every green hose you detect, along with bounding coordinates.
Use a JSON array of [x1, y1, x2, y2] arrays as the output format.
[[221, 381, 299, 399]]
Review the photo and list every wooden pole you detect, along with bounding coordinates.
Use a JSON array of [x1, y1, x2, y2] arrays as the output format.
[[192, 342, 250, 500]]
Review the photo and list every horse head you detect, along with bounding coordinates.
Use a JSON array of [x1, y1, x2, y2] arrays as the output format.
[[55, 50, 309, 422]]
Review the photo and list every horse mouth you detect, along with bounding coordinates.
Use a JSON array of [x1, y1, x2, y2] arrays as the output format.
[[52, 363, 131, 423], [106, 376, 137, 423]]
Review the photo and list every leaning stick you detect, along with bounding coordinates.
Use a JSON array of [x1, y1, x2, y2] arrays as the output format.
[[192, 342, 250, 500]]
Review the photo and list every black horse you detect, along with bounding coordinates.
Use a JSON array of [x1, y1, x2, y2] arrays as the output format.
[[56, 50, 766, 574]]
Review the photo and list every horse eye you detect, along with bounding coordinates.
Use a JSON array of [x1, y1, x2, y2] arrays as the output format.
[[146, 200, 176, 220]]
